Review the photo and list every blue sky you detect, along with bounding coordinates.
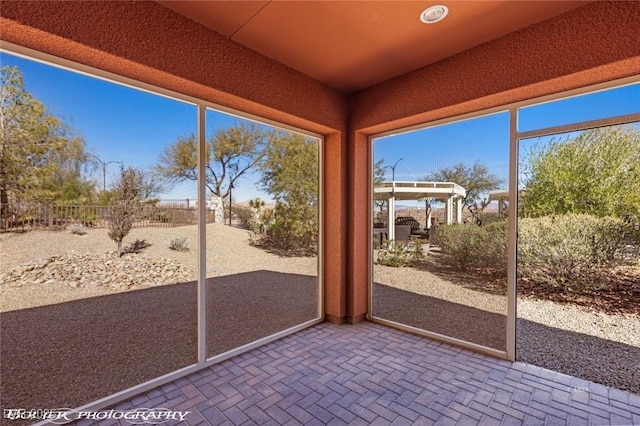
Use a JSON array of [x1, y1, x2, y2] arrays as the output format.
[[2, 51, 639, 203], [374, 82, 639, 208], [375, 83, 640, 180], [1, 52, 275, 201], [375, 112, 511, 184]]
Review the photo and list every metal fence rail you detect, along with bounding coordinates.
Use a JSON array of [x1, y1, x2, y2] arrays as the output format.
[[0, 202, 198, 232]]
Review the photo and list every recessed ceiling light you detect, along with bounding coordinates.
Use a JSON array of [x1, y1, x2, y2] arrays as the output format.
[[420, 5, 449, 24]]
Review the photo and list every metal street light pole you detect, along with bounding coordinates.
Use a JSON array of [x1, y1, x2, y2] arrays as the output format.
[[384, 158, 402, 237], [385, 158, 403, 183], [87, 153, 122, 191], [385, 158, 403, 196]]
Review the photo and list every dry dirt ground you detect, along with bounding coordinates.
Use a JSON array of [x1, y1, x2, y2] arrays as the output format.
[[0, 223, 317, 311], [372, 261, 640, 395]]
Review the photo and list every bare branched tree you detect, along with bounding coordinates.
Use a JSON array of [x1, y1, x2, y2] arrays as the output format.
[[156, 122, 271, 200]]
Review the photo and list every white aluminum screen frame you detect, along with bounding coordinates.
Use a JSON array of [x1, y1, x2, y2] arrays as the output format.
[[368, 76, 640, 362], [0, 41, 324, 422]]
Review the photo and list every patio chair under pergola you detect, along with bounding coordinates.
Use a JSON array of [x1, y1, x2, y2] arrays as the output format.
[[374, 181, 466, 240]]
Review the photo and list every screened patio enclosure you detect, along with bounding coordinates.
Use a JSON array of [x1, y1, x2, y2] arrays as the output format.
[[1, 0, 639, 419]]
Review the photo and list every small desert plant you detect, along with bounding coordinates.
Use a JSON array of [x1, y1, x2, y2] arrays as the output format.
[[377, 238, 424, 267], [108, 167, 143, 257], [247, 198, 267, 233], [169, 236, 190, 252], [231, 204, 252, 229], [68, 223, 87, 235], [248, 207, 275, 248]]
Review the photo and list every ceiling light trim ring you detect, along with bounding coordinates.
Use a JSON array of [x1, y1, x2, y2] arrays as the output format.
[[420, 5, 449, 24]]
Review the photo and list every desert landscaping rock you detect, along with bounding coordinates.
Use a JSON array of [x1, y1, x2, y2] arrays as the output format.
[[0, 223, 317, 312], [0, 252, 195, 290]]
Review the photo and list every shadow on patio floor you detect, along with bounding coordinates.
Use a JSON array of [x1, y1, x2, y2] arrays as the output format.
[[0, 271, 318, 420]]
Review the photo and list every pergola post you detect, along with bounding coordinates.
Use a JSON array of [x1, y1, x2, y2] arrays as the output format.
[[387, 194, 395, 240], [500, 197, 507, 219], [444, 197, 453, 225], [456, 197, 463, 224]]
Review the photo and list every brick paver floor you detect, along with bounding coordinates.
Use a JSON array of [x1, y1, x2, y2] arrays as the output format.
[[87, 321, 639, 425]]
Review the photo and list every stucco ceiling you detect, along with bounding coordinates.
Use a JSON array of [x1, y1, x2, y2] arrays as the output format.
[[158, 1, 590, 93]]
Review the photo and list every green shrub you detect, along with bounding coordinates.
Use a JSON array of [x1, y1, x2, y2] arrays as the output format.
[[169, 236, 190, 252], [435, 222, 507, 271], [231, 204, 252, 230], [68, 223, 87, 235], [481, 221, 508, 268], [518, 214, 632, 291], [435, 224, 480, 270], [432, 214, 637, 292], [377, 238, 424, 267], [478, 213, 504, 226], [266, 202, 318, 254]]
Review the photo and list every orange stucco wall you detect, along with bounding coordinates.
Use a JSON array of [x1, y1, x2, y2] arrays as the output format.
[[345, 0, 640, 321], [1, 1, 639, 324], [351, 1, 640, 134]]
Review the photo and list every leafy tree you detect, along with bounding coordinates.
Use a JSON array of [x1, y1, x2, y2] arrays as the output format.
[[45, 137, 94, 204], [423, 162, 503, 209], [0, 66, 91, 223], [96, 189, 116, 206], [520, 126, 640, 221], [108, 166, 142, 257], [156, 122, 271, 200], [258, 132, 318, 252], [373, 159, 386, 186], [373, 159, 387, 217]]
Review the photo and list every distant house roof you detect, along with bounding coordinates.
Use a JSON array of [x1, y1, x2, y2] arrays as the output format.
[[488, 190, 509, 201]]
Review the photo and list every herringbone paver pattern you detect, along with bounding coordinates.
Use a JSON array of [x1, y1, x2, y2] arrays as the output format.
[[92, 322, 640, 425]]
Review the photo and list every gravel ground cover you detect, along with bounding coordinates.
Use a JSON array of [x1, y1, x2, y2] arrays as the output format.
[[0, 223, 317, 312], [372, 282, 507, 350], [373, 263, 640, 395], [0, 274, 317, 423], [0, 224, 319, 422], [0, 223, 637, 417]]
